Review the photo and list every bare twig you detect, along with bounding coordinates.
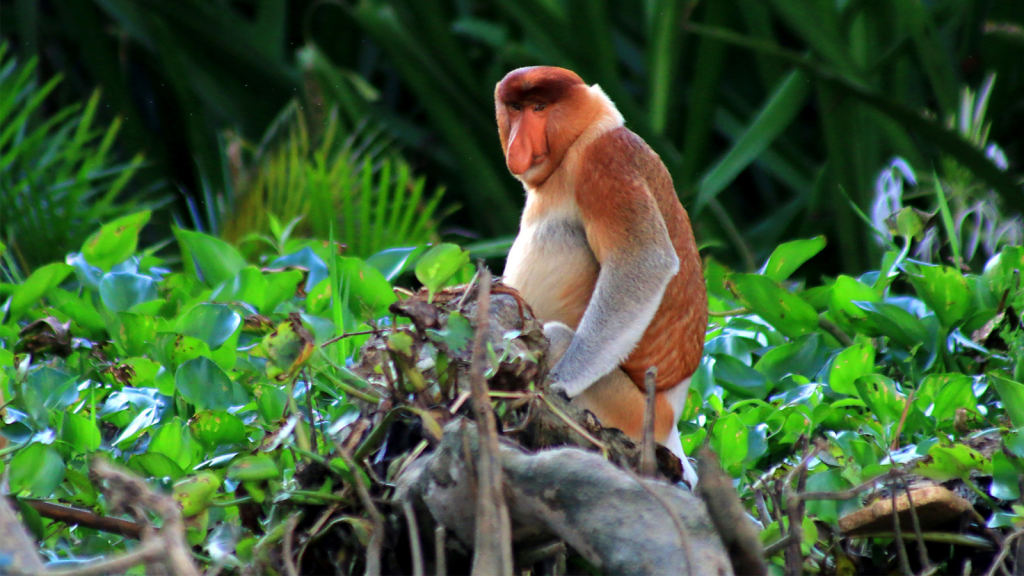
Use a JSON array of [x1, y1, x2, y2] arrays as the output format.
[[640, 366, 658, 477], [402, 500, 425, 576], [754, 489, 772, 526], [898, 475, 931, 571], [539, 393, 609, 457], [332, 444, 383, 576], [890, 479, 912, 576], [320, 328, 384, 348], [282, 513, 301, 576], [515, 541, 567, 567], [763, 534, 796, 557], [984, 528, 1024, 576], [783, 437, 818, 576], [466, 266, 514, 576], [13, 498, 143, 539], [46, 458, 199, 576], [890, 388, 917, 451], [435, 526, 447, 576]]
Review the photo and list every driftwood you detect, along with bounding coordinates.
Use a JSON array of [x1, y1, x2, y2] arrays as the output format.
[[397, 418, 736, 576]]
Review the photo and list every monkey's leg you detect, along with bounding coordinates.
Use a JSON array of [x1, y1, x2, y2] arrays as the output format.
[[543, 322, 699, 487]]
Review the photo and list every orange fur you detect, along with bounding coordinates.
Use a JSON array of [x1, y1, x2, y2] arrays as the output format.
[[497, 66, 707, 442]]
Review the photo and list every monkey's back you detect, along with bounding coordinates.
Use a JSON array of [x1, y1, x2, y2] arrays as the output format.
[[580, 128, 708, 392]]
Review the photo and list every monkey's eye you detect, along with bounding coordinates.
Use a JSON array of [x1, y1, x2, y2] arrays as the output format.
[[509, 103, 522, 111], [534, 103, 547, 112]]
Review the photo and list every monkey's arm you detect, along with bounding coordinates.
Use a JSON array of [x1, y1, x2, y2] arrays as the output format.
[[549, 171, 679, 397]]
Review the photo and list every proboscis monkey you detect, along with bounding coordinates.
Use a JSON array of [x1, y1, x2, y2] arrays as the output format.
[[496, 66, 707, 485]]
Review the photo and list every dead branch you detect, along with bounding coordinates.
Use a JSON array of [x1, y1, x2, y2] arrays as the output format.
[[640, 367, 658, 477], [466, 265, 514, 576], [10, 498, 143, 539], [696, 448, 768, 576], [984, 528, 1024, 576]]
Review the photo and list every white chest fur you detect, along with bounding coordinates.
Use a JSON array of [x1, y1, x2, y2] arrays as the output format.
[[503, 197, 598, 328]]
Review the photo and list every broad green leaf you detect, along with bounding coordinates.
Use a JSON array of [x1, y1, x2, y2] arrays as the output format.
[[174, 228, 248, 287], [983, 246, 1024, 298], [158, 334, 212, 372], [175, 304, 242, 349], [854, 375, 905, 427], [190, 411, 247, 447], [10, 443, 64, 497], [828, 342, 875, 396], [255, 383, 287, 423], [212, 267, 267, 311], [149, 419, 194, 470], [990, 372, 1024, 428], [174, 472, 223, 517], [754, 334, 828, 384], [175, 357, 249, 410], [907, 264, 972, 328], [930, 374, 976, 422], [415, 244, 470, 300], [62, 411, 101, 454], [227, 455, 279, 482], [917, 444, 991, 482], [8, 263, 73, 321], [991, 452, 1021, 501], [28, 366, 78, 411], [131, 453, 186, 480], [712, 354, 770, 399], [854, 302, 929, 349], [262, 270, 304, 314], [726, 274, 818, 339], [828, 276, 880, 333], [99, 272, 158, 313], [710, 412, 748, 474], [366, 246, 424, 281], [81, 211, 151, 270], [760, 236, 827, 282]]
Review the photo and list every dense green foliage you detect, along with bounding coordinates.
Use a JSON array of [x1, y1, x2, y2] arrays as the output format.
[[2, 201, 1023, 572], [2, 0, 1021, 273]]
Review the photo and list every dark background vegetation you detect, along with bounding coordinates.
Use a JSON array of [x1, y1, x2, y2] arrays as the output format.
[[2, 0, 1021, 277]]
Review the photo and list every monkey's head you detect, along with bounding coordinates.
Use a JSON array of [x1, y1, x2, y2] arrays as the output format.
[[495, 66, 607, 187]]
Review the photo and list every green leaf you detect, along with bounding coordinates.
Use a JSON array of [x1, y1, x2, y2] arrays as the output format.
[[175, 357, 249, 410], [854, 302, 929, 349], [930, 374, 977, 422], [174, 228, 248, 287], [917, 444, 991, 482], [854, 375, 905, 427], [907, 264, 972, 328], [81, 211, 151, 270], [99, 272, 158, 313], [726, 274, 819, 339], [989, 372, 1024, 428], [415, 244, 470, 301], [9, 443, 65, 497], [760, 236, 827, 282], [712, 354, 770, 399], [131, 453, 186, 480], [116, 312, 160, 357], [754, 334, 829, 384], [805, 469, 854, 523], [252, 385, 285, 426], [8, 263, 74, 322], [990, 452, 1021, 501], [212, 266, 267, 311], [227, 455, 279, 482], [828, 342, 875, 396], [175, 303, 242, 349], [149, 418, 194, 470], [189, 410, 247, 447], [174, 472, 223, 517], [337, 256, 398, 320], [62, 411, 101, 454], [983, 246, 1023, 299], [696, 70, 811, 212], [710, 412, 749, 474], [828, 275, 880, 333], [257, 315, 315, 381], [425, 311, 474, 353], [366, 246, 424, 282]]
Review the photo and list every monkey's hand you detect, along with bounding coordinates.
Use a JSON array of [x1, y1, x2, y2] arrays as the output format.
[[547, 247, 678, 398]]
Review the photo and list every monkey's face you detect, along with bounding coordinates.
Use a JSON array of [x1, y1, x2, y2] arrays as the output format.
[[495, 67, 589, 188]]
